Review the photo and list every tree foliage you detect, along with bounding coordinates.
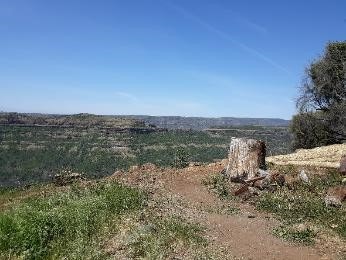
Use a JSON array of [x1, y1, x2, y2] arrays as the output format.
[[290, 112, 336, 149], [291, 41, 346, 149]]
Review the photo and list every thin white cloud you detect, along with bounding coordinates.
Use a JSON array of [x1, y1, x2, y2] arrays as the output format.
[[166, 1, 290, 74]]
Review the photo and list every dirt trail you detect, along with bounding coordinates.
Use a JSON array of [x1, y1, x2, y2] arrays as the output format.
[[165, 169, 327, 260], [113, 163, 340, 259]]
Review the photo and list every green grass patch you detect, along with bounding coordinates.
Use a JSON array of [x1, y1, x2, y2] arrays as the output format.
[[0, 182, 146, 259], [224, 205, 241, 215], [273, 225, 316, 245], [202, 174, 232, 199], [127, 216, 207, 259], [257, 170, 346, 239]]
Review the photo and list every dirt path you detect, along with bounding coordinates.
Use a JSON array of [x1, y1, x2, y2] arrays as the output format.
[[165, 169, 327, 260], [113, 163, 340, 259]]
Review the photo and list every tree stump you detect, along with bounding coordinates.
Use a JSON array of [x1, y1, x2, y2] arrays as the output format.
[[225, 138, 266, 181]]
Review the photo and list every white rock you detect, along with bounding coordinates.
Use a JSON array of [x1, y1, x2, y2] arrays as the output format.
[[299, 170, 310, 184]]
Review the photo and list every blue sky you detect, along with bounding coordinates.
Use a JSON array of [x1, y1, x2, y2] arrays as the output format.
[[0, 0, 345, 119]]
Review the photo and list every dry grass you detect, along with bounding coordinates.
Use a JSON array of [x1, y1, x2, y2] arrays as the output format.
[[267, 143, 346, 168]]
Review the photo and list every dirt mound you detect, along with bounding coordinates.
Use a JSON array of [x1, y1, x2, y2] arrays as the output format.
[[267, 143, 346, 168]]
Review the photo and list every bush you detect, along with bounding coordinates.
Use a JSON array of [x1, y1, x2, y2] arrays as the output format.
[[172, 148, 190, 168]]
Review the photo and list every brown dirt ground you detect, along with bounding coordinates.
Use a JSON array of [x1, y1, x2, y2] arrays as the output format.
[[110, 162, 345, 260]]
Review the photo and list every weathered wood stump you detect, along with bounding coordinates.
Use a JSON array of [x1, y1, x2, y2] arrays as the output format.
[[225, 138, 266, 181]]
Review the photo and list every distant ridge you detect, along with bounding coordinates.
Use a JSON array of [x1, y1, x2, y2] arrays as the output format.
[[121, 115, 290, 130], [0, 112, 290, 130]]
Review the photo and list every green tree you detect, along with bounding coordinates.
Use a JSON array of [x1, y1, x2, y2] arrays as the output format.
[[291, 41, 346, 149]]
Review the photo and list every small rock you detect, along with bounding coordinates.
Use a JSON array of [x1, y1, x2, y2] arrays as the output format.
[[253, 180, 264, 189], [188, 162, 201, 167], [258, 169, 270, 177], [274, 174, 286, 187], [248, 186, 260, 195], [342, 178, 346, 184], [324, 186, 346, 207], [284, 175, 298, 190], [129, 165, 139, 172], [254, 174, 273, 190], [294, 223, 308, 232], [298, 170, 310, 184]]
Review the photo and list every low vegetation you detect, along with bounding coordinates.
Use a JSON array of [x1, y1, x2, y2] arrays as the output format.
[[257, 168, 346, 239], [127, 217, 207, 259], [0, 180, 216, 259], [273, 225, 316, 245], [202, 174, 231, 199], [203, 164, 345, 245], [0, 182, 146, 259]]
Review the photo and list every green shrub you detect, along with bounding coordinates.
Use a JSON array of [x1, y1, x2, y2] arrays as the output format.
[[172, 148, 190, 168]]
